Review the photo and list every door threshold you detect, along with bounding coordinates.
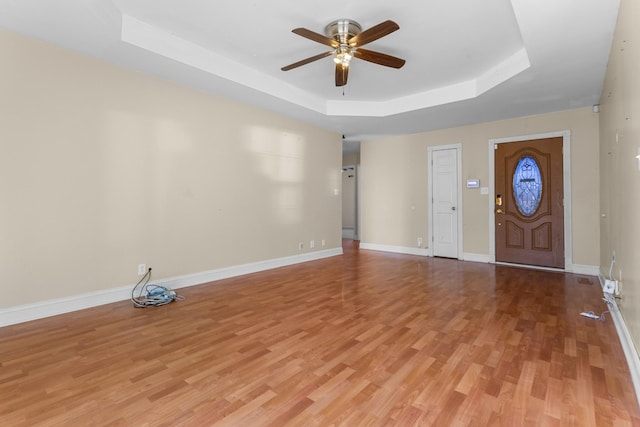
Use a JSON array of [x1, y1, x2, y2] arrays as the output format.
[[494, 261, 565, 273]]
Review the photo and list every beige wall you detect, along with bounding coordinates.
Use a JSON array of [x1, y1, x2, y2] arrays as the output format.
[[360, 107, 600, 266], [0, 30, 341, 308], [599, 0, 640, 350]]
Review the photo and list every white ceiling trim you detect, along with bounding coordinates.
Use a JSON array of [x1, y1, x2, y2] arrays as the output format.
[[122, 13, 530, 119], [121, 14, 327, 114], [327, 48, 530, 117]]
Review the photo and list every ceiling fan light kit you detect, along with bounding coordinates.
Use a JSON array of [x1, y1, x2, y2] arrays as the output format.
[[281, 19, 405, 87]]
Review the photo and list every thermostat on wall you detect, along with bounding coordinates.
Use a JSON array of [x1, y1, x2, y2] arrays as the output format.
[[466, 179, 480, 188]]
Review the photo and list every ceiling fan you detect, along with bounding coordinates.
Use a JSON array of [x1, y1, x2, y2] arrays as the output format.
[[281, 19, 406, 87]]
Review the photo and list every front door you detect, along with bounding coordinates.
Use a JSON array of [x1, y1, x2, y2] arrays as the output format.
[[495, 137, 564, 268], [432, 148, 459, 258]]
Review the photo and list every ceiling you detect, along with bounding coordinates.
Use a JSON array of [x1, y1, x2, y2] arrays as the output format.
[[0, 0, 620, 144]]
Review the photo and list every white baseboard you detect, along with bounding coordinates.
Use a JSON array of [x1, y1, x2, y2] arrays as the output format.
[[606, 299, 640, 409], [599, 267, 610, 289], [598, 273, 640, 409], [0, 248, 343, 328], [569, 263, 600, 276], [163, 248, 342, 290], [0, 285, 134, 328], [359, 242, 430, 257], [463, 253, 490, 263], [360, 245, 491, 262]]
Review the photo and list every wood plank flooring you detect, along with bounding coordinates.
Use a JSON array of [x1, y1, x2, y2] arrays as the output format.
[[1, 240, 639, 426]]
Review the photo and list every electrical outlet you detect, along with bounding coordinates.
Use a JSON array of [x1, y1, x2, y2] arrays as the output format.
[[138, 264, 147, 276], [417, 237, 423, 248], [310, 240, 315, 249], [321, 239, 326, 247], [603, 279, 616, 294]]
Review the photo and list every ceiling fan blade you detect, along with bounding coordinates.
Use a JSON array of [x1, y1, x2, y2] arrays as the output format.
[[335, 63, 349, 87], [292, 28, 339, 48], [348, 20, 400, 47], [353, 48, 406, 69], [281, 51, 334, 71]]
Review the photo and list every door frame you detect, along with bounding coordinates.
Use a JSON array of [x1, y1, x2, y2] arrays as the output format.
[[428, 143, 463, 259], [488, 131, 573, 270]]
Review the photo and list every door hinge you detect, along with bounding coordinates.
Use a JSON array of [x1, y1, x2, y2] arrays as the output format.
[[494, 144, 498, 150]]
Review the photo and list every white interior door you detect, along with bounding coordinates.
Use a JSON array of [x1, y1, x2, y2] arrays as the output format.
[[341, 165, 358, 239], [432, 148, 459, 258]]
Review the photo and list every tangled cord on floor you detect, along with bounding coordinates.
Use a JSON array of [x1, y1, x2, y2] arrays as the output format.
[[131, 268, 184, 308], [581, 293, 617, 322], [582, 310, 610, 322]]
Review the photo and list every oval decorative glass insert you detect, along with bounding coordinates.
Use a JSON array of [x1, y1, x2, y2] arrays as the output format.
[[513, 155, 542, 216]]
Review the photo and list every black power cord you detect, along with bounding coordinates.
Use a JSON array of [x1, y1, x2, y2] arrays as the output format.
[[131, 268, 183, 308]]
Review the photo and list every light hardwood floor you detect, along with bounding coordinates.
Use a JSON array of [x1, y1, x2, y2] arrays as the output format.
[[1, 241, 639, 426]]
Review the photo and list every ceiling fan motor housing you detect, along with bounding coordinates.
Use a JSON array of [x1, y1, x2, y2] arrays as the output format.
[[325, 19, 362, 44]]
